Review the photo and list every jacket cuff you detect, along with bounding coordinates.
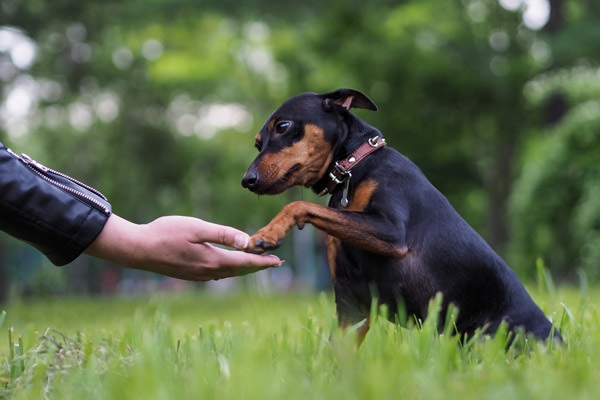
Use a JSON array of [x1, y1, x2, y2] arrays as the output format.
[[0, 143, 112, 265]]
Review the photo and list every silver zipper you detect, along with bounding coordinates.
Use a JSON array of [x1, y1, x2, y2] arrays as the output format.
[[20, 154, 108, 200], [16, 152, 110, 215]]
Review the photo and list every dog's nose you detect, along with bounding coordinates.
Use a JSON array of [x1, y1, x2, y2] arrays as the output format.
[[241, 172, 259, 189]]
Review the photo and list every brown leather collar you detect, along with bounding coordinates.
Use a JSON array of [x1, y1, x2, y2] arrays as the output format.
[[318, 136, 386, 203]]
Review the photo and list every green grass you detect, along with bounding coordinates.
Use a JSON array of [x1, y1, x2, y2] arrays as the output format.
[[0, 285, 599, 400]]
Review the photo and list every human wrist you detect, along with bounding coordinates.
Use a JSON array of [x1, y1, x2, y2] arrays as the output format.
[[86, 214, 148, 268]]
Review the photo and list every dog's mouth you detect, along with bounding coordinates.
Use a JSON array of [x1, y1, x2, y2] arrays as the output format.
[[255, 163, 301, 195], [281, 163, 301, 182]]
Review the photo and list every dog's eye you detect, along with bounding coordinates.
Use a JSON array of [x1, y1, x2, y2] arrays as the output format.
[[275, 121, 291, 134]]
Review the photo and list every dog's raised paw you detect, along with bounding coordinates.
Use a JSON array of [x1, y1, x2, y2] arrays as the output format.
[[245, 237, 282, 254]]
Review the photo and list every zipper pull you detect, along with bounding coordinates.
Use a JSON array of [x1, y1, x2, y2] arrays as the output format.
[[20, 153, 50, 172]]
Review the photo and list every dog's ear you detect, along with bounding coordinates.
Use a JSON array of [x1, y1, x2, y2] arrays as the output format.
[[321, 89, 378, 112]]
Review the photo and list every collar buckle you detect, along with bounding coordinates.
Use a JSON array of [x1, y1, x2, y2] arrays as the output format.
[[329, 162, 350, 185], [318, 135, 386, 198]]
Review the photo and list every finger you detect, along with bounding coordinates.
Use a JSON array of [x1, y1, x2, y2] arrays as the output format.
[[194, 221, 250, 250], [211, 246, 284, 269]]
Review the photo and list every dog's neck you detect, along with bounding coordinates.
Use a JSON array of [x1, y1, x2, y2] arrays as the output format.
[[311, 133, 386, 198], [311, 115, 383, 195]]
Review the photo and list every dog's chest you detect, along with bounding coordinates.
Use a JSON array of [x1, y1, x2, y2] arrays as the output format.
[[326, 237, 395, 280], [329, 177, 379, 212]]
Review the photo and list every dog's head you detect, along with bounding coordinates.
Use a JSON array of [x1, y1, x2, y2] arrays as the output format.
[[241, 89, 377, 195]]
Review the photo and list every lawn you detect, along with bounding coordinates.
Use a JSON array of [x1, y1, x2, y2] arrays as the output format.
[[1, 282, 599, 399]]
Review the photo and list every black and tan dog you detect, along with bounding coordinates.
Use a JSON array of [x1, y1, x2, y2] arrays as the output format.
[[241, 88, 561, 343]]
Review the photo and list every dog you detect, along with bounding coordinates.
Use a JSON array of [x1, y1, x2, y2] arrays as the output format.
[[241, 88, 561, 343]]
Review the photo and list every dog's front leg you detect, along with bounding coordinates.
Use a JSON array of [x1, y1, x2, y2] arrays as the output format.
[[245, 201, 313, 253], [246, 200, 409, 259]]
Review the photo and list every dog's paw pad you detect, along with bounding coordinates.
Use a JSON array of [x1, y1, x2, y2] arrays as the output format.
[[244, 237, 281, 254], [248, 238, 281, 252], [260, 240, 281, 251]]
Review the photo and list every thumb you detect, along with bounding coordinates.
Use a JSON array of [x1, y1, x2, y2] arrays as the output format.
[[200, 222, 250, 250]]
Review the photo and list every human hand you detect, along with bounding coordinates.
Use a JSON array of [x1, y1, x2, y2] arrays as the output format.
[[86, 214, 283, 281]]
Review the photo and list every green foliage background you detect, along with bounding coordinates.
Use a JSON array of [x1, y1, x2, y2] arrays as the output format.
[[1, 0, 600, 293]]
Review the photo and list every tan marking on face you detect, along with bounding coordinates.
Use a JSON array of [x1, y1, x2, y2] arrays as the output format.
[[347, 179, 378, 212], [256, 124, 333, 192], [267, 119, 276, 131], [326, 235, 340, 281], [255, 133, 262, 143]]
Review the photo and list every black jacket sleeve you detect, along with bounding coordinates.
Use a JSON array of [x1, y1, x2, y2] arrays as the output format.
[[0, 142, 112, 265]]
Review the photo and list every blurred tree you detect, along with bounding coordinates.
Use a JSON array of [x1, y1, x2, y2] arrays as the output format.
[[1, 1, 304, 221], [508, 0, 600, 280], [510, 67, 600, 280], [0, 1, 294, 294], [2, 0, 600, 293]]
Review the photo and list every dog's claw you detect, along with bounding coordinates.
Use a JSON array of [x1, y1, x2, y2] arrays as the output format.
[[262, 240, 281, 251], [256, 238, 281, 251], [245, 237, 282, 254]]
